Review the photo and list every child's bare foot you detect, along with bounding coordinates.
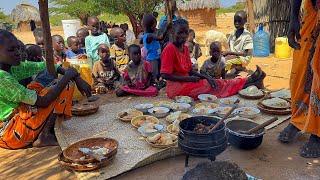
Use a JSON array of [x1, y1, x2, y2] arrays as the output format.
[[33, 133, 58, 147], [300, 135, 320, 158]]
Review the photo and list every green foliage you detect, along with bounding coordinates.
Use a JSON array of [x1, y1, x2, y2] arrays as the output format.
[[50, 13, 72, 26], [50, 0, 104, 24], [95, 0, 162, 16], [99, 13, 128, 24], [0, 9, 11, 23], [217, 3, 245, 14], [95, 0, 163, 35]]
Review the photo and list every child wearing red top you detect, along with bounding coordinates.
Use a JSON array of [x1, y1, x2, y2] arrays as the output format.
[[116, 44, 158, 97]]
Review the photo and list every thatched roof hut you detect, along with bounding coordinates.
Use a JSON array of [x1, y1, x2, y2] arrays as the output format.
[[177, 0, 220, 28], [253, 0, 291, 52], [10, 3, 41, 32]]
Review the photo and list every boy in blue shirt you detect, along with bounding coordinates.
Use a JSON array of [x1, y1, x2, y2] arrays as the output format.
[[65, 36, 86, 59]]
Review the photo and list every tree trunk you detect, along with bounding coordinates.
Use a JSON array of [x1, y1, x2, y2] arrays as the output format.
[[78, 14, 89, 25], [126, 13, 141, 38], [38, 0, 57, 77]]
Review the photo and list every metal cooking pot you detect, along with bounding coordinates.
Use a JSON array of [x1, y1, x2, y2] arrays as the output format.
[[226, 120, 265, 150], [179, 116, 227, 157]]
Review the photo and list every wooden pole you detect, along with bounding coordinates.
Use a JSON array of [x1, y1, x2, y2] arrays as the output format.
[[246, 0, 255, 33], [38, 0, 57, 77]]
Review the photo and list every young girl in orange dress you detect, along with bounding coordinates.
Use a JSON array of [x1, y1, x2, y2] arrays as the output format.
[[0, 30, 91, 149], [160, 19, 265, 100]]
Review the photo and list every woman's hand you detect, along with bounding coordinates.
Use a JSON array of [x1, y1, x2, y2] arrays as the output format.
[[75, 77, 92, 97], [207, 79, 217, 89], [288, 17, 301, 49], [64, 68, 79, 79], [187, 76, 201, 82]]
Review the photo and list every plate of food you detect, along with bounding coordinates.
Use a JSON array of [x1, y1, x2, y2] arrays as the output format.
[[62, 138, 118, 165], [134, 103, 154, 113], [167, 120, 180, 135], [147, 107, 170, 118], [234, 107, 260, 119], [198, 94, 218, 103], [213, 107, 235, 117], [270, 89, 291, 99], [194, 102, 219, 109], [166, 111, 191, 123], [153, 101, 173, 109], [72, 103, 99, 116], [239, 86, 265, 99], [117, 109, 143, 122], [138, 123, 165, 137], [58, 151, 116, 172], [175, 96, 193, 104], [192, 108, 215, 116], [131, 115, 159, 128], [219, 97, 238, 106], [261, 97, 290, 109], [146, 133, 178, 148], [170, 103, 191, 113]]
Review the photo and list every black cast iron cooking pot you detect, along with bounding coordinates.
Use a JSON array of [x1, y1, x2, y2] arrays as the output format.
[[226, 120, 265, 150], [179, 116, 227, 157]]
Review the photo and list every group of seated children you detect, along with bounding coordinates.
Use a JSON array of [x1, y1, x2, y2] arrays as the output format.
[[0, 9, 259, 150], [24, 8, 253, 99]]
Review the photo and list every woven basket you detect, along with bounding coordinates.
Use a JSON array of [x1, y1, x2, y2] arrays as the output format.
[[259, 97, 291, 110], [131, 115, 159, 128], [238, 92, 265, 100], [58, 152, 115, 172], [145, 138, 178, 149], [257, 102, 291, 115], [63, 137, 118, 165], [117, 109, 144, 122], [72, 103, 99, 116]]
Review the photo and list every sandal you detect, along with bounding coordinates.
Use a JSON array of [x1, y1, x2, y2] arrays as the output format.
[[300, 135, 320, 158], [278, 124, 300, 143]]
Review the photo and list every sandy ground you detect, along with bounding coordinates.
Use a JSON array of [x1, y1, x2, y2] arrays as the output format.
[[2, 13, 318, 180]]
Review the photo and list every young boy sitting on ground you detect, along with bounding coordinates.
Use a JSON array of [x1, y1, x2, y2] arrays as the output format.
[[200, 42, 226, 79], [52, 35, 66, 65], [19, 44, 44, 87], [0, 30, 91, 149], [109, 27, 129, 72], [116, 44, 158, 97], [187, 29, 202, 70], [223, 10, 253, 76], [92, 44, 121, 94], [188, 29, 202, 63], [85, 16, 110, 66], [120, 23, 136, 46], [65, 36, 86, 59], [76, 28, 89, 52], [33, 35, 66, 87]]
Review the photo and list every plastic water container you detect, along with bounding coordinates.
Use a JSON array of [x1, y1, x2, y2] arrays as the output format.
[[64, 59, 93, 100], [275, 37, 292, 59], [253, 25, 270, 57], [61, 19, 81, 39]]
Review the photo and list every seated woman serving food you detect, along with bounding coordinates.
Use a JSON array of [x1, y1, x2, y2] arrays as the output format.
[[160, 19, 265, 99], [0, 30, 92, 149]]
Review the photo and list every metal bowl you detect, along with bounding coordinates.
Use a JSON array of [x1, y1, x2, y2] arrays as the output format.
[[234, 107, 261, 119], [134, 103, 154, 113], [171, 103, 191, 113], [148, 107, 170, 118], [226, 120, 265, 150]]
